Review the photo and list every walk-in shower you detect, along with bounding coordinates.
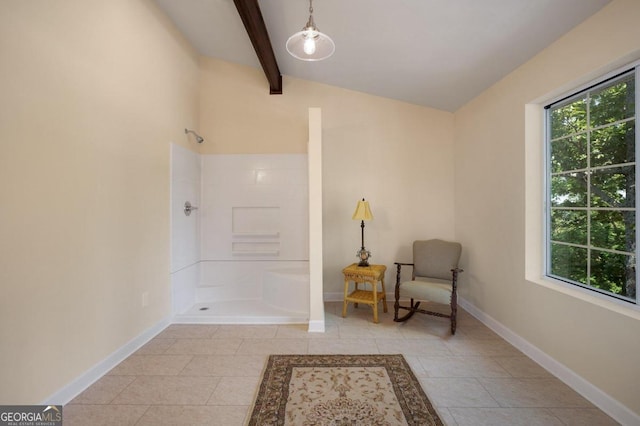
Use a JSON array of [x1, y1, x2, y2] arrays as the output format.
[[170, 144, 310, 324]]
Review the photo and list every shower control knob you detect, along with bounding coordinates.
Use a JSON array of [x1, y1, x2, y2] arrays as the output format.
[[184, 201, 199, 216]]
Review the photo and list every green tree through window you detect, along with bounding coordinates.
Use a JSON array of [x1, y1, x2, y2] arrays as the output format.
[[547, 68, 637, 303]]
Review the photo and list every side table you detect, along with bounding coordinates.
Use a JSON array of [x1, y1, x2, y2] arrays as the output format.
[[342, 263, 387, 323]]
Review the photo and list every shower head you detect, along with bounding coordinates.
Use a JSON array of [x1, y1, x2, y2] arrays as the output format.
[[185, 128, 204, 144]]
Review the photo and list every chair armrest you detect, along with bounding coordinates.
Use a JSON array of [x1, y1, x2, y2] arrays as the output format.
[[394, 262, 414, 286]]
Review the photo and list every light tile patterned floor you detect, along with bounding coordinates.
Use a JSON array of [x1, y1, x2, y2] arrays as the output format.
[[64, 302, 619, 425]]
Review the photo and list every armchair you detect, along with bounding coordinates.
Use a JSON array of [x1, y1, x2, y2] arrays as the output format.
[[393, 239, 463, 334]]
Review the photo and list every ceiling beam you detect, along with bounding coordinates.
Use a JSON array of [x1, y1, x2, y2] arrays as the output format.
[[233, 0, 282, 95]]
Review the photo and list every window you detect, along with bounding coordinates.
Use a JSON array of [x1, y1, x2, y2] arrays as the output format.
[[545, 67, 638, 304]]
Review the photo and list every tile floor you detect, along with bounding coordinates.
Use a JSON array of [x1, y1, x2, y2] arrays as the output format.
[[64, 302, 619, 425]]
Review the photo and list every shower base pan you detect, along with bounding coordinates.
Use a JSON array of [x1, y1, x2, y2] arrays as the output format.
[[173, 299, 308, 324]]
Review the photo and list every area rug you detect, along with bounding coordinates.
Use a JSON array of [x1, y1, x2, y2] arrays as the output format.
[[247, 354, 443, 426]]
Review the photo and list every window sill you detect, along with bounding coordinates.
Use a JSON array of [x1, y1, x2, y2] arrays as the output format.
[[528, 275, 640, 321]]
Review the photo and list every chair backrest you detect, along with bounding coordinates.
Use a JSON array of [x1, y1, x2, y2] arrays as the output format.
[[413, 239, 462, 280]]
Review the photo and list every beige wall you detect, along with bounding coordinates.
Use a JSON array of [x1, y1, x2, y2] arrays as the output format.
[[0, 0, 199, 403], [8, 0, 634, 414], [198, 57, 456, 295], [454, 0, 640, 416]]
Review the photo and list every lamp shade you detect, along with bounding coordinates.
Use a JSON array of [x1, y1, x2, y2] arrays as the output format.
[[286, 29, 335, 61], [352, 199, 373, 221], [286, 0, 335, 62]]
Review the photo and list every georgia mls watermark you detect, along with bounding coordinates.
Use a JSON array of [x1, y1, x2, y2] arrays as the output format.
[[0, 406, 62, 426]]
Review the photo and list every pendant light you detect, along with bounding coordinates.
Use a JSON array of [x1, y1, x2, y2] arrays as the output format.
[[286, 0, 335, 61]]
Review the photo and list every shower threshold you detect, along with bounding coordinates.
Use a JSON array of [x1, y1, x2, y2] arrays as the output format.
[[173, 299, 309, 324]]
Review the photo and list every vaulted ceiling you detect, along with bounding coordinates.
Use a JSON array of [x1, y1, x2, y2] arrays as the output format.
[[154, 0, 611, 112]]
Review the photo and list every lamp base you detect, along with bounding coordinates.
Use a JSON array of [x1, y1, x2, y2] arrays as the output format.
[[356, 247, 371, 267]]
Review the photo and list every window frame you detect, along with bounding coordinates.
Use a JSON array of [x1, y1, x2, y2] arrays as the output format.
[[544, 64, 639, 305]]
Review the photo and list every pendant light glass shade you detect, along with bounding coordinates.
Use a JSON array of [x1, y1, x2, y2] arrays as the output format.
[[286, 0, 334, 61]]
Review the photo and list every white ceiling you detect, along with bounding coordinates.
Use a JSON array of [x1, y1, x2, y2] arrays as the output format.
[[154, 0, 611, 112]]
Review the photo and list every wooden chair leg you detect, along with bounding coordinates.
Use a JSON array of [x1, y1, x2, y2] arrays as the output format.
[[450, 295, 458, 335]]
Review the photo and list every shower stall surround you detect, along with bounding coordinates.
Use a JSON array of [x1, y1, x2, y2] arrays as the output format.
[[170, 144, 310, 322]]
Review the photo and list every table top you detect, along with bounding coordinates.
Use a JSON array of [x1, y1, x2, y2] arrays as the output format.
[[342, 263, 386, 278]]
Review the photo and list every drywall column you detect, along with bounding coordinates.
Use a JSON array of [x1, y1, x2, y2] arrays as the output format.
[[308, 108, 325, 332]]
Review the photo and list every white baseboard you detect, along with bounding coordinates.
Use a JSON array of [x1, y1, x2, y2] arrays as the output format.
[[307, 320, 325, 333], [458, 297, 639, 426], [42, 315, 172, 405]]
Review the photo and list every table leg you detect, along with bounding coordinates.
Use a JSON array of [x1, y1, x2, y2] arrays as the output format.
[[369, 279, 376, 323], [353, 281, 359, 308], [343, 278, 350, 318]]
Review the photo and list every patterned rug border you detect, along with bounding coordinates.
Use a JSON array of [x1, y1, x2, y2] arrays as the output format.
[[247, 354, 443, 426]]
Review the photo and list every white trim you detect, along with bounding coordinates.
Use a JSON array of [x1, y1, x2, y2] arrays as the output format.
[[41, 315, 172, 405], [307, 320, 325, 333], [458, 297, 639, 426], [531, 275, 640, 320]]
